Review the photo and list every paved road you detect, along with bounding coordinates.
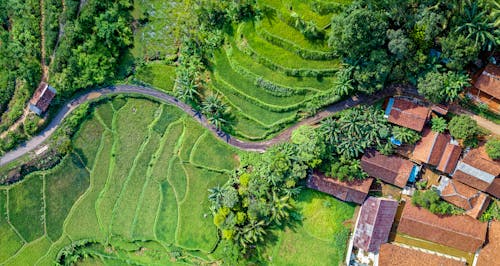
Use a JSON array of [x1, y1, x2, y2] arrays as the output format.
[[0, 84, 414, 167]]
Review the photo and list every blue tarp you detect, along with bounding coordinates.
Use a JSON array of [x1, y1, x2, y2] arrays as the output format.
[[390, 136, 402, 146], [385, 97, 394, 117], [408, 165, 419, 183]]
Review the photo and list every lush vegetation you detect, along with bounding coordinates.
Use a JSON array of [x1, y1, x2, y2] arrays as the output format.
[[412, 188, 464, 215], [486, 138, 500, 160]]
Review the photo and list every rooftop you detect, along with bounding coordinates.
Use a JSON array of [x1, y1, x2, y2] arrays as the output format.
[[353, 197, 398, 252], [386, 97, 429, 132], [29, 82, 56, 115], [378, 243, 466, 266], [411, 128, 450, 165], [306, 171, 373, 205], [474, 63, 500, 100], [438, 177, 490, 219], [477, 221, 500, 266], [436, 144, 462, 174], [453, 145, 500, 198], [397, 202, 487, 253], [361, 150, 415, 188]]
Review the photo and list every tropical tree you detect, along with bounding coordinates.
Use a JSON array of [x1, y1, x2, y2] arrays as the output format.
[[392, 126, 421, 145], [456, 0, 498, 51], [486, 138, 500, 160], [202, 94, 228, 129], [448, 115, 478, 141], [431, 116, 448, 133], [208, 185, 227, 210], [332, 66, 355, 96]]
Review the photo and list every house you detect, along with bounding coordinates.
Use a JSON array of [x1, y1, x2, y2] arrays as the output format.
[[453, 145, 500, 198], [477, 221, 500, 266], [411, 128, 462, 174], [436, 177, 490, 219], [353, 197, 398, 252], [397, 202, 487, 253], [306, 171, 373, 204], [470, 63, 500, 113], [361, 150, 419, 188], [384, 97, 430, 132], [436, 143, 462, 174], [378, 243, 466, 266], [29, 82, 56, 115], [412, 128, 451, 165]]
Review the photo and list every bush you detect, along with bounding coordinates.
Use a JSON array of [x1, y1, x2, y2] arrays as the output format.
[[486, 138, 500, 160], [412, 189, 463, 215], [430, 116, 447, 133], [448, 115, 478, 141]]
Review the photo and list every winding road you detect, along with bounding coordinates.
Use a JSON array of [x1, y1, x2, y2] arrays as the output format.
[[0, 84, 414, 167]]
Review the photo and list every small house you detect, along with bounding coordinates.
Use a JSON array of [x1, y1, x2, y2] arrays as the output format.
[[453, 145, 500, 198], [384, 97, 430, 132], [353, 197, 398, 252], [436, 176, 490, 219], [397, 202, 487, 253], [470, 63, 500, 113], [29, 82, 56, 115], [361, 150, 419, 188], [306, 171, 373, 205], [436, 143, 462, 174], [477, 221, 500, 265]]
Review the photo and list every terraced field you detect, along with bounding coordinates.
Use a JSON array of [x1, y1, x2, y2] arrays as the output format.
[[209, 0, 350, 140], [0, 97, 240, 265]]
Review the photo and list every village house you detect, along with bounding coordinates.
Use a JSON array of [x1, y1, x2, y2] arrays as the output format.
[[397, 202, 487, 253], [29, 82, 56, 116], [469, 63, 500, 113], [453, 145, 500, 198], [411, 128, 462, 174], [378, 243, 466, 266], [306, 171, 373, 205], [353, 197, 398, 252], [435, 177, 490, 219], [384, 97, 430, 132], [361, 150, 419, 188], [477, 221, 500, 265]]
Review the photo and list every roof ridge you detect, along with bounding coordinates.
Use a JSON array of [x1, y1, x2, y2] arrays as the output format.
[[426, 132, 439, 163], [404, 213, 485, 241]]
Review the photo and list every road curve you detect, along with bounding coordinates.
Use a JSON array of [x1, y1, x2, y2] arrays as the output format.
[[0, 84, 413, 167]]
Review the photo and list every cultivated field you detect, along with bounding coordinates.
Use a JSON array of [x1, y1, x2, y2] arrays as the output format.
[[0, 98, 240, 265]]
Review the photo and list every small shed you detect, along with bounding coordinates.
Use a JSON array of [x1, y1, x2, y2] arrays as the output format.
[[306, 171, 373, 205], [29, 82, 56, 115], [361, 150, 418, 188], [353, 197, 398, 252], [384, 97, 430, 132]]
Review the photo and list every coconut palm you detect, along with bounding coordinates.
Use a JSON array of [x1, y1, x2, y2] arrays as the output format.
[[208, 185, 226, 210], [269, 192, 292, 225], [332, 70, 355, 96], [202, 94, 228, 129]]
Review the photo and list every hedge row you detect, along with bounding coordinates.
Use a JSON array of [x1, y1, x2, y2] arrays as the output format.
[[256, 24, 336, 60], [309, 1, 344, 16], [236, 40, 338, 77]]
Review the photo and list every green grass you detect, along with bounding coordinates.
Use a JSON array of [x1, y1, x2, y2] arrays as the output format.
[[168, 157, 188, 202], [95, 101, 114, 129], [0, 190, 24, 263], [262, 189, 355, 266], [45, 154, 90, 240], [179, 118, 205, 161], [135, 62, 176, 92], [258, 0, 339, 28], [72, 113, 105, 167], [7, 174, 44, 242], [191, 132, 239, 171], [238, 22, 340, 70], [3, 236, 52, 266]]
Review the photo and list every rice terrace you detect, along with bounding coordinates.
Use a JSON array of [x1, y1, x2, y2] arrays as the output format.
[[0, 0, 499, 265]]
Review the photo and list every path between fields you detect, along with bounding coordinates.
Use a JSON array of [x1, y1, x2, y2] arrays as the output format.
[[0, 85, 416, 166]]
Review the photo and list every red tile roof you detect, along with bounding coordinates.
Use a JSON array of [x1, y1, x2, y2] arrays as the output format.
[[477, 221, 500, 266], [474, 64, 500, 100], [30, 82, 56, 114], [437, 144, 462, 174], [306, 172, 373, 204], [387, 98, 429, 132], [453, 145, 500, 198], [361, 150, 414, 188], [378, 243, 466, 266], [353, 197, 398, 252], [439, 178, 490, 219], [398, 202, 487, 253], [412, 128, 451, 165]]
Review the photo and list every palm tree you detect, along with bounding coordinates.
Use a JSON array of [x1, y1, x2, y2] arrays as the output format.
[[456, 0, 498, 51], [319, 118, 339, 145], [392, 126, 420, 145], [175, 71, 199, 102], [237, 220, 266, 249], [269, 192, 292, 225], [332, 71, 355, 96], [202, 94, 228, 129], [208, 185, 226, 210]]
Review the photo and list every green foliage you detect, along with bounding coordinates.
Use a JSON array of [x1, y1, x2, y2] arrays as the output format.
[[326, 157, 367, 181], [448, 115, 478, 141], [486, 138, 500, 160], [480, 200, 500, 222], [417, 71, 470, 103], [392, 126, 421, 145], [291, 125, 325, 168], [431, 116, 448, 133], [412, 189, 463, 215], [201, 94, 229, 129], [440, 33, 480, 71]]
